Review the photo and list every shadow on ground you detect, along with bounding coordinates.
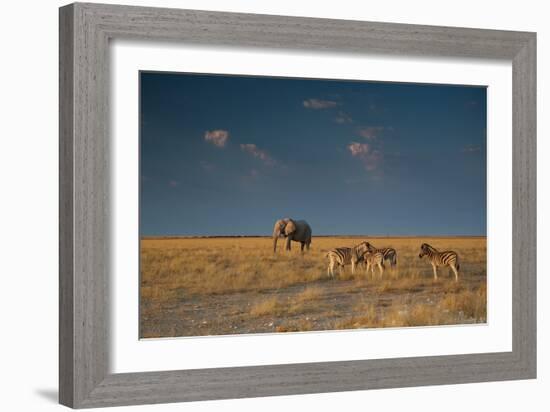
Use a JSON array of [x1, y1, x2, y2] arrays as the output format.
[[35, 389, 58, 404]]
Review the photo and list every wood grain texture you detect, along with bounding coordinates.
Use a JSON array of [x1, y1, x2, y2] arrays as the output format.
[[59, 4, 74, 406], [59, 2, 536, 408], [512, 35, 537, 375]]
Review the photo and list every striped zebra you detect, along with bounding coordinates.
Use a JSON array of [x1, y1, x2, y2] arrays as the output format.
[[418, 243, 460, 281], [363, 251, 385, 276], [325, 247, 364, 279], [358, 242, 397, 268]]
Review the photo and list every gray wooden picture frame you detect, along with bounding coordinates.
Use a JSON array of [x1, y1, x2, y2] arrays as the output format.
[[59, 2, 536, 408]]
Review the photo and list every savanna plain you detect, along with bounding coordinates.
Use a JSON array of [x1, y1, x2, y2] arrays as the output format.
[[140, 237, 486, 338]]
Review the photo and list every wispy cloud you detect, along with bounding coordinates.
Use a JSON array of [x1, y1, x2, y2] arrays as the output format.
[[240, 144, 276, 166], [334, 111, 353, 124], [240, 168, 262, 185], [204, 129, 229, 148], [348, 142, 383, 171], [168, 180, 179, 187], [462, 144, 482, 153], [303, 98, 340, 110], [357, 126, 386, 140]]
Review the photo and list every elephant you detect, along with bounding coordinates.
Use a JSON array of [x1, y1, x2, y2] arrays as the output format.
[[272, 218, 312, 253]]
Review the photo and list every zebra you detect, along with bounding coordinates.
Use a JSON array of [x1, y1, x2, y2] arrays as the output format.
[[418, 243, 460, 281], [325, 247, 365, 279], [357, 241, 397, 268], [363, 251, 385, 277]]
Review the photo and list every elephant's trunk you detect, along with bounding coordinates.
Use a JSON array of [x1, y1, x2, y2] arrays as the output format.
[[273, 235, 278, 253]]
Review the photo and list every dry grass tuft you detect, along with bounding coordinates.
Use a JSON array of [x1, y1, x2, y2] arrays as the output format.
[[296, 286, 323, 302], [333, 301, 379, 329], [250, 296, 281, 317], [275, 319, 314, 333], [440, 284, 487, 321]]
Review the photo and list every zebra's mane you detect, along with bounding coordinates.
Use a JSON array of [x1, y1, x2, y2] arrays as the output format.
[[421, 243, 437, 252]]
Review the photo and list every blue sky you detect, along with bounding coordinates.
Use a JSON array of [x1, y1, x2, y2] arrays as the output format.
[[140, 72, 486, 236]]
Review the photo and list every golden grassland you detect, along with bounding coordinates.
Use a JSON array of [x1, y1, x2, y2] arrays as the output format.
[[140, 236, 486, 338]]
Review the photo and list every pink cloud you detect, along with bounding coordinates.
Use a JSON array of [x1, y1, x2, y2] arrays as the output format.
[[348, 142, 370, 156], [357, 126, 385, 140], [240, 144, 275, 166], [347, 142, 383, 171], [303, 98, 339, 109], [168, 180, 179, 187], [334, 111, 353, 124], [204, 129, 229, 147]]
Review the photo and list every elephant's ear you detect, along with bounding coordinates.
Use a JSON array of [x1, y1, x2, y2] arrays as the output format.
[[284, 219, 296, 236]]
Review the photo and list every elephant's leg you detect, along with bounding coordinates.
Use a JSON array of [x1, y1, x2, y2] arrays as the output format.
[[285, 237, 291, 251], [306, 241, 311, 251], [300, 242, 305, 252]]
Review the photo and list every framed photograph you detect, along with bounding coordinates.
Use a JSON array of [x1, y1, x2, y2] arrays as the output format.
[[59, 2, 536, 408]]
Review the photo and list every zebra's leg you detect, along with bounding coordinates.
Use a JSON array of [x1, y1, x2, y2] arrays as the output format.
[[378, 263, 384, 278], [351, 261, 356, 275], [432, 263, 438, 280], [328, 259, 335, 279], [451, 264, 459, 282]]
